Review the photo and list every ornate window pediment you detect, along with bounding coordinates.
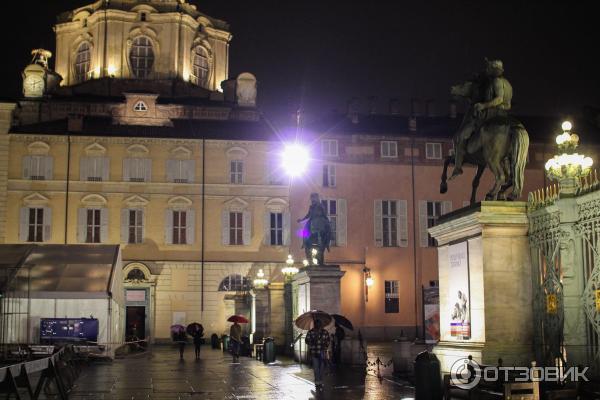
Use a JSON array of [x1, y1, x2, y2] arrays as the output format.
[[81, 193, 107, 206], [171, 146, 192, 159], [27, 141, 50, 155], [123, 262, 152, 282], [84, 142, 107, 156], [223, 197, 249, 212], [265, 198, 288, 212], [23, 193, 49, 206], [167, 196, 193, 210], [226, 146, 248, 159], [124, 195, 149, 208], [127, 144, 149, 157]]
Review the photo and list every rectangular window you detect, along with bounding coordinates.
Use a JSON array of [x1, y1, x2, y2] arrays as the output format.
[[322, 164, 336, 187], [230, 160, 244, 184], [86, 209, 101, 243], [128, 209, 143, 244], [168, 159, 194, 183], [84, 157, 107, 181], [25, 156, 50, 180], [385, 280, 400, 313], [321, 139, 338, 157], [425, 143, 442, 160], [27, 208, 44, 242], [380, 141, 398, 158], [126, 158, 150, 182], [382, 200, 398, 247], [270, 212, 283, 246], [229, 212, 243, 245], [427, 201, 443, 247], [172, 211, 187, 245], [321, 200, 337, 246]]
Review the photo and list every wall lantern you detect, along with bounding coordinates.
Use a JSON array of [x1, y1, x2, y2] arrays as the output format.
[[282, 254, 299, 280], [363, 267, 373, 302], [253, 269, 268, 289]]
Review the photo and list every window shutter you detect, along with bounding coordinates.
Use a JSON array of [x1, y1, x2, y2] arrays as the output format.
[[186, 160, 196, 183], [77, 208, 87, 243], [19, 207, 29, 241], [100, 207, 109, 243], [22, 156, 32, 179], [141, 209, 146, 242], [283, 211, 291, 246], [330, 165, 336, 187], [242, 210, 252, 245], [374, 200, 383, 247], [419, 201, 429, 247], [336, 198, 347, 246], [80, 157, 89, 180], [43, 207, 52, 242], [263, 212, 271, 245], [144, 158, 152, 182], [166, 160, 175, 182], [186, 209, 195, 245], [123, 158, 131, 181], [165, 210, 173, 244], [442, 201, 453, 215], [121, 209, 129, 243], [101, 157, 110, 181], [221, 211, 230, 245], [44, 156, 53, 180], [397, 200, 408, 247]]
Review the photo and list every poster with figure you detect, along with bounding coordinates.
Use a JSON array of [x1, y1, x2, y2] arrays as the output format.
[[423, 286, 440, 343], [448, 241, 471, 339]]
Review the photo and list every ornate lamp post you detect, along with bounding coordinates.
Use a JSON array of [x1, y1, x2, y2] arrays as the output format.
[[253, 269, 269, 289], [545, 121, 593, 196], [282, 254, 299, 281]]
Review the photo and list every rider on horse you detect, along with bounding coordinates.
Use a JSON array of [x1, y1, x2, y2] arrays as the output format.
[[298, 193, 331, 265], [450, 59, 513, 179]]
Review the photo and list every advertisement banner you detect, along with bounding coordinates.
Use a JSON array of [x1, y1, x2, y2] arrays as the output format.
[[448, 241, 471, 339], [423, 286, 440, 343]]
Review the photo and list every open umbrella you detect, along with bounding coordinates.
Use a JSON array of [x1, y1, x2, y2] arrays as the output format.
[[170, 324, 185, 334], [332, 314, 354, 331], [294, 310, 332, 331], [186, 322, 204, 336], [227, 315, 249, 323]]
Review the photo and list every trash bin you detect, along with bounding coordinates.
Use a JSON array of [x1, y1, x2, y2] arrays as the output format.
[[263, 337, 276, 364], [221, 335, 230, 352], [241, 336, 251, 357], [414, 350, 442, 400], [211, 333, 219, 349]]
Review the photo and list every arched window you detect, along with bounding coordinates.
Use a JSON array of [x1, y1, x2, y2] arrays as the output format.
[[133, 101, 148, 112], [191, 46, 209, 86], [74, 42, 91, 83], [129, 36, 154, 78], [218, 274, 251, 292], [126, 268, 147, 281]]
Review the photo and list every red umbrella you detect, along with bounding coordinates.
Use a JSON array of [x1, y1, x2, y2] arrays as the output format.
[[227, 315, 249, 323]]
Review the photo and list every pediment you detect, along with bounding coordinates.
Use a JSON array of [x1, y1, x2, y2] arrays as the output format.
[[23, 193, 49, 205], [124, 195, 149, 207], [127, 144, 149, 156], [171, 146, 192, 159], [223, 197, 249, 211], [167, 196, 193, 208], [226, 146, 248, 159], [27, 141, 50, 155], [81, 194, 107, 206], [84, 142, 107, 156]]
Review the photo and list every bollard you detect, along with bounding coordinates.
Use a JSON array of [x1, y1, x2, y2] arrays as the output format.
[[263, 337, 276, 363]]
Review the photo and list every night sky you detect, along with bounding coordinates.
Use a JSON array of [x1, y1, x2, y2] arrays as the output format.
[[2, 1, 598, 123]]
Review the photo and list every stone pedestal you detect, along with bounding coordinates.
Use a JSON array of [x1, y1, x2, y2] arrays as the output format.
[[429, 201, 533, 373], [291, 265, 345, 362]]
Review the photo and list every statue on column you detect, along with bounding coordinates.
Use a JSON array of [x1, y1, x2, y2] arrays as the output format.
[[298, 193, 331, 266], [440, 58, 530, 203]]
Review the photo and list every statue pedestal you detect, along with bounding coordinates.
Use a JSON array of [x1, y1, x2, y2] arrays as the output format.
[[291, 265, 346, 362], [428, 202, 533, 372]]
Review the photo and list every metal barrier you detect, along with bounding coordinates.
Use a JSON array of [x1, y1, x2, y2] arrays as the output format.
[[0, 346, 82, 399]]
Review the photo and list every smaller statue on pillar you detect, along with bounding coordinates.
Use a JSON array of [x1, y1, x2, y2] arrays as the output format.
[[298, 193, 331, 266]]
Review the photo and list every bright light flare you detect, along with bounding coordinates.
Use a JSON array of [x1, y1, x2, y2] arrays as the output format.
[[562, 121, 572, 131], [366, 276, 374, 287], [281, 143, 309, 177]]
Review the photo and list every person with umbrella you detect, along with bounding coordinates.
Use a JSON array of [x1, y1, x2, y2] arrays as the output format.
[[227, 315, 248, 363], [304, 317, 331, 390], [171, 325, 187, 359], [187, 323, 204, 360]]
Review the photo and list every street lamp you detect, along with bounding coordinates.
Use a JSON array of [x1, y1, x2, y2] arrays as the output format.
[[282, 254, 299, 280], [363, 267, 373, 302], [281, 143, 309, 178], [545, 121, 593, 196], [253, 269, 269, 289]]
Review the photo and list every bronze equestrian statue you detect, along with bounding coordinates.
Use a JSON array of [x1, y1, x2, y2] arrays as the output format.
[[298, 193, 331, 266], [440, 59, 529, 203]]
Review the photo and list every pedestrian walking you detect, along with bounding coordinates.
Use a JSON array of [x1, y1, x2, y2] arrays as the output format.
[[176, 331, 186, 359], [333, 325, 345, 364], [229, 321, 242, 363], [193, 330, 204, 359], [305, 319, 331, 390]]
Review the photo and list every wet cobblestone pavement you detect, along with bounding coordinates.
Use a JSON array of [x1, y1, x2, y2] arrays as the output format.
[[65, 345, 415, 399]]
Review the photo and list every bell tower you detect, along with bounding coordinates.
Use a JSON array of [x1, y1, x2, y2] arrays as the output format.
[[22, 49, 62, 98]]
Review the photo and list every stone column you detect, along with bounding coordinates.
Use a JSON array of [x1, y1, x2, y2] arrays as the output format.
[[0, 103, 16, 244], [429, 201, 533, 372]]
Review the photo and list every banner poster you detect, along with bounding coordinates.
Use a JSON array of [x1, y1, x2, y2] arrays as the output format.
[[423, 286, 440, 343], [448, 241, 471, 339]]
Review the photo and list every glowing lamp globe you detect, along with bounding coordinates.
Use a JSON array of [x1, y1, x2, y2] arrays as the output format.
[[281, 143, 309, 177], [366, 276, 374, 287], [561, 121, 572, 132]]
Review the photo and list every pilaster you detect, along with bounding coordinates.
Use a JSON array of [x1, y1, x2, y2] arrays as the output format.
[[0, 103, 17, 243]]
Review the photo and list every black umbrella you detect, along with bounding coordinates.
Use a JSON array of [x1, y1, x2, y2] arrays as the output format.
[[332, 314, 354, 331], [295, 310, 333, 331]]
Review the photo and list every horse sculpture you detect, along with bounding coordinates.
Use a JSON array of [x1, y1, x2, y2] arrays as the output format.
[[440, 77, 529, 203], [298, 193, 331, 266]]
